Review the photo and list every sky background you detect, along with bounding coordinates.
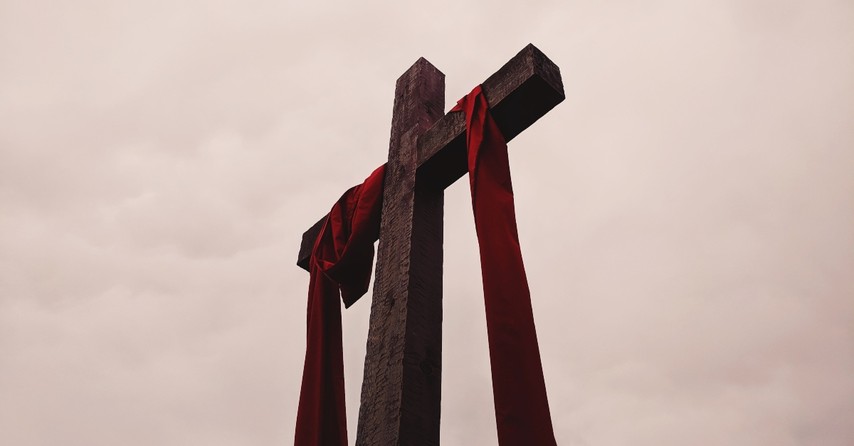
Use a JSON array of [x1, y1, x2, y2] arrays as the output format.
[[2, 1, 853, 445]]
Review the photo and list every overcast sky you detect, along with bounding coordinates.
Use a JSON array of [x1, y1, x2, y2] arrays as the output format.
[[1, 1, 853, 445]]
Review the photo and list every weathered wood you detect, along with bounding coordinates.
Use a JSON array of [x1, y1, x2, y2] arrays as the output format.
[[296, 44, 564, 270], [296, 217, 324, 271], [355, 59, 445, 445], [417, 43, 564, 190]]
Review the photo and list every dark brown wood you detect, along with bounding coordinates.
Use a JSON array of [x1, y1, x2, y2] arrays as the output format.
[[417, 43, 564, 190], [355, 59, 445, 445], [295, 44, 564, 270], [296, 217, 324, 271]]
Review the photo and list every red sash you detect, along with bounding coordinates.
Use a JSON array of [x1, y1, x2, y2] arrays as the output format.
[[454, 85, 556, 445], [294, 165, 385, 446]]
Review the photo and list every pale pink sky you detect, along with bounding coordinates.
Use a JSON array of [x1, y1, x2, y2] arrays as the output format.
[[1, 1, 853, 445]]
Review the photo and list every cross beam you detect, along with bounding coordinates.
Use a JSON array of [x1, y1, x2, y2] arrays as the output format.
[[297, 44, 564, 270], [296, 44, 563, 445]]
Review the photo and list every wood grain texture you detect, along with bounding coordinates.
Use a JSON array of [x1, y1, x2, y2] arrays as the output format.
[[416, 43, 564, 190], [354, 59, 445, 445]]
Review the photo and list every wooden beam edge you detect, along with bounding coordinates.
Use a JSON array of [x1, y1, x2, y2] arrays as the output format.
[[415, 43, 565, 189]]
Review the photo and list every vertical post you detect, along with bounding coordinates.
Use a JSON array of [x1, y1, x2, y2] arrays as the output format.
[[355, 59, 445, 445]]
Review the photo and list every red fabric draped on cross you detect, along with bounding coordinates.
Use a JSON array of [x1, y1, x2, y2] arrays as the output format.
[[295, 86, 555, 445], [294, 165, 385, 446], [454, 85, 557, 445]]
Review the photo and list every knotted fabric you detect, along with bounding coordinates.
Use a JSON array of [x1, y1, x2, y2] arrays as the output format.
[[294, 165, 385, 446], [454, 85, 557, 445]]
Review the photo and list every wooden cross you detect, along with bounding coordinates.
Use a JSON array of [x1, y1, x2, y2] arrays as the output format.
[[296, 44, 564, 445]]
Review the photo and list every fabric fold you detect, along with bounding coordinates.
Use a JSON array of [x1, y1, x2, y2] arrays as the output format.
[[454, 85, 557, 446], [294, 165, 385, 446]]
